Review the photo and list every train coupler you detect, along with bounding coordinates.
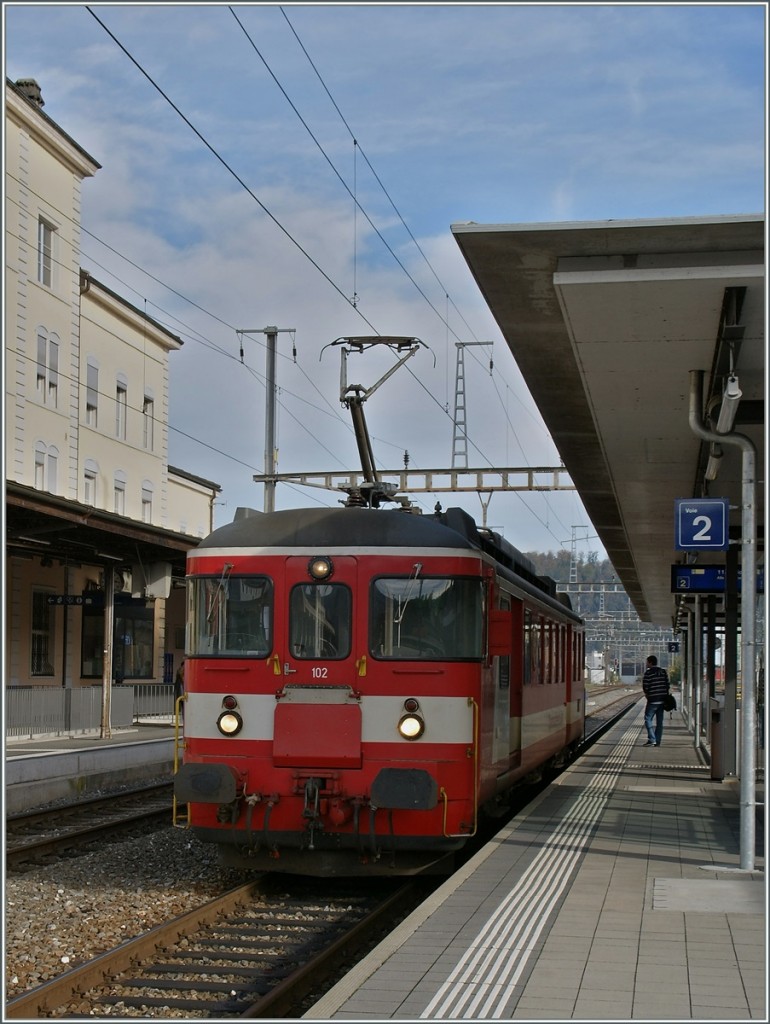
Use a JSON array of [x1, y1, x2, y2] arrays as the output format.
[[302, 777, 326, 850], [216, 801, 240, 825]]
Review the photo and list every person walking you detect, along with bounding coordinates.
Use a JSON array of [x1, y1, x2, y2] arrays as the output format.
[[642, 655, 670, 747]]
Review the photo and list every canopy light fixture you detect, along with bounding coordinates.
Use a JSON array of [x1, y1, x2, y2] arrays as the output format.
[[715, 374, 742, 434], [706, 374, 742, 481]]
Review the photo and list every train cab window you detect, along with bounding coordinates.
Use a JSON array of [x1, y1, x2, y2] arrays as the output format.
[[370, 576, 482, 660], [289, 583, 351, 659], [188, 575, 272, 657]]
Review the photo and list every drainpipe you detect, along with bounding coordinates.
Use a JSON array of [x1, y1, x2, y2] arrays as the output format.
[[689, 369, 757, 871], [209, 490, 217, 534]]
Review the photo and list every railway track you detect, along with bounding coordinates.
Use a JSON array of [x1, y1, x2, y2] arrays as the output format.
[[584, 685, 642, 741], [6, 782, 172, 869], [5, 877, 427, 1019]]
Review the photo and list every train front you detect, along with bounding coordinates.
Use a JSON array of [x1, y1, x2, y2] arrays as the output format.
[[174, 508, 482, 876]]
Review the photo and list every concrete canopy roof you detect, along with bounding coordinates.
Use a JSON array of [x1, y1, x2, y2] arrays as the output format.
[[452, 215, 765, 627]]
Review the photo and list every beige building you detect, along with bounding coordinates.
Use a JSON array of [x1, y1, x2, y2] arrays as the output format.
[[4, 77, 219, 694]]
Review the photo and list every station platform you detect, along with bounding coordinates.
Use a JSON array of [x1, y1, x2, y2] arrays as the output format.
[[5, 723, 176, 813], [5, 720, 176, 757], [306, 705, 766, 1021]]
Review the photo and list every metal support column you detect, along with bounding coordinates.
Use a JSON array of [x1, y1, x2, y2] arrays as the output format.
[[100, 565, 115, 740], [689, 369, 758, 869], [237, 325, 295, 513], [724, 546, 739, 775], [693, 598, 703, 750]]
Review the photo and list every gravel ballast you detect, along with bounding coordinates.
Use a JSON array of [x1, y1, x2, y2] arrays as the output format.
[[5, 827, 247, 1002]]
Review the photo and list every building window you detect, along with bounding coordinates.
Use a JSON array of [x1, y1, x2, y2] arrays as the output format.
[[37, 217, 55, 287], [34, 442, 58, 493], [81, 601, 155, 680], [48, 446, 58, 493], [115, 376, 127, 439], [34, 444, 45, 489], [141, 481, 153, 523], [84, 459, 98, 505], [114, 471, 126, 515], [143, 393, 154, 450], [86, 359, 99, 427], [31, 591, 55, 676], [36, 329, 59, 407]]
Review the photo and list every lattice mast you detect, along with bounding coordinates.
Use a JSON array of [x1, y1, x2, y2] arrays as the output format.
[[451, 342, 493, 468]]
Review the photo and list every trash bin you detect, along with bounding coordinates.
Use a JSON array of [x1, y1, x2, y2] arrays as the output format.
[[710, 696, 725, 781]]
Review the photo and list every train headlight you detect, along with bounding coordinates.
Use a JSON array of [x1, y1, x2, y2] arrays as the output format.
[[398, 713, 424, 740], [308, 556, 333, 580], [217, 710, 243, 736]]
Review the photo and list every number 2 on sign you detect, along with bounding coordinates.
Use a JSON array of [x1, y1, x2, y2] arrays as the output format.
[[692, 515, 712, 542]]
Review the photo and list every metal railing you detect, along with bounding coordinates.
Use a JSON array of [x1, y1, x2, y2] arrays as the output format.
[[5, 684, 175, 739]]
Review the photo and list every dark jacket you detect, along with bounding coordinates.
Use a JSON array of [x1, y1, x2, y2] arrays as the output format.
[[643, 665, 670, 703]]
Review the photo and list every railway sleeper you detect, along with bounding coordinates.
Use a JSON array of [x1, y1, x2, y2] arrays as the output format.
[[95, 994, 254, 1012], [103, 977, 275, 993], [139, 963, 278, 977], [141, 951, 297, 967]]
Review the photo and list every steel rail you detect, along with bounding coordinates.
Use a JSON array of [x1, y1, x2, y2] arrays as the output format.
[[5, 881, 263, 1019]]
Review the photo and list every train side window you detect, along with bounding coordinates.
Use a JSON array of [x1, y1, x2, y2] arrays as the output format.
[[187, 575, 272, 657], [289, 583, 351, 660], [370, 576, 482, 660], [531, 616, 542, 683]]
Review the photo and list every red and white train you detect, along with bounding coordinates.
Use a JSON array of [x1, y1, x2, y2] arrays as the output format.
[[174, 502, 585, 875]]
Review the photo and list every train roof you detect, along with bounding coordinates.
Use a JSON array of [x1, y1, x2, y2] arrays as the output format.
[[195, 506, 480, 552], [194, 505, 577, 619]]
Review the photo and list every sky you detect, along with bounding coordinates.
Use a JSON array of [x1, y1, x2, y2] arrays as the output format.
[[3, 2, 766, 561]]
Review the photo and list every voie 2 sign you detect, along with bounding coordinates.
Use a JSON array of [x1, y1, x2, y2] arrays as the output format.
[[674, 498, 730, 551]]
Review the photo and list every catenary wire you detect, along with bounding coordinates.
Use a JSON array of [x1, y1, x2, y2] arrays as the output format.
[[85, 5, 380, 335], [31, 16, 579, 546]]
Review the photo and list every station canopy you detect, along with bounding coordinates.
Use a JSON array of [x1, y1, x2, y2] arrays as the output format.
[[452, 215, 765, 627]]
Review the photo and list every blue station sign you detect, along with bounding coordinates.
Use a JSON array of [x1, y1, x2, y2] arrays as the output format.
[[674, 498, 730, 551], [671, 564, 764, 594]]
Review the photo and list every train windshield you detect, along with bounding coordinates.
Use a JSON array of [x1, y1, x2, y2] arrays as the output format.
[[370, 576, 483, 660], [289, 583, 352, 659], [187, 575, 272, 657]]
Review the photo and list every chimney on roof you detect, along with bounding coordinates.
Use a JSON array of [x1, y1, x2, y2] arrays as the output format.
[[15, 78, 44, 108]]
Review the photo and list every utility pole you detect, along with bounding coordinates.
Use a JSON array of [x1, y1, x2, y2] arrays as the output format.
[[237, 326, 295, 513], [451, 342, 493, 468]]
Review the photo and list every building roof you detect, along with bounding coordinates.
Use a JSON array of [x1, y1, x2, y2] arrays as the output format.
[[5, 77, 101, 173], [168, 465, 222, 492], [80, 271, 184, 349], [452, 214, 765, 626]]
